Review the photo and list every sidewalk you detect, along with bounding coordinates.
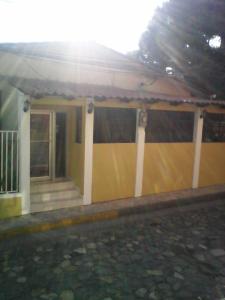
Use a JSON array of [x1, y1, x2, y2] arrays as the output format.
[[1, 184, 225, 240]]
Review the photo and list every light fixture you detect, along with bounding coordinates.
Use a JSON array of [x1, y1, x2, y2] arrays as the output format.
[[139, 109, 147, 127], [23, 99, 31, 112], [87, 102, 94, 114], [200, 110, 206, 119]]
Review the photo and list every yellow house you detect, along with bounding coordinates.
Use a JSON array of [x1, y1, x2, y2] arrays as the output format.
[[0, 42, 225, 219]]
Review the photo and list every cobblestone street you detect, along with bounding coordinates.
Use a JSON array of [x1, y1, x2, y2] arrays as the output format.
[[1, 202, 225, 300]]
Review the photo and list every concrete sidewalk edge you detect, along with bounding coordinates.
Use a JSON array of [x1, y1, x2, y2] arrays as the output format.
[[1, 190, 225, 241], [0, 210, 119, 241], [121, 190, 225, 217]]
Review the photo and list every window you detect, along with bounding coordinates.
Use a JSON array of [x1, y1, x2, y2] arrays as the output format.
[[94, 107, 136, 143], [203, 113, 225, 142], [75, 107, 82, 143], [145, 110, 194, 143]]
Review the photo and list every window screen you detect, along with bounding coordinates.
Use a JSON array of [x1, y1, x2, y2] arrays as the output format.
[[145, 110, 194, 142], [94, 107, 136, 143], [75, 107, 82, 143], [203, 113, 225, 142]]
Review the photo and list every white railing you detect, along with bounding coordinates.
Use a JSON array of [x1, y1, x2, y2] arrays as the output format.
[[0, 131, 19, 194]]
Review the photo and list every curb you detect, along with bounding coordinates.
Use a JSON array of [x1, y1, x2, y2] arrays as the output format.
[[1, 190, 225, 241], [0, 210, 119, 241], [120, 190, 225, 217]]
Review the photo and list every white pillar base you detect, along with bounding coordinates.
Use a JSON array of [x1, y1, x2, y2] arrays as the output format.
[[18, 93, 31, 214], [135, 109, 146, 197], [192, 109, 204, 189]]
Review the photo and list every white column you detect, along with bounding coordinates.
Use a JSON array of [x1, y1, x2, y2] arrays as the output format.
[[135, 109, 146, 197], [18, 93, 30, 214], [83, 98, 94, 205], [192, 108, 204, 189]]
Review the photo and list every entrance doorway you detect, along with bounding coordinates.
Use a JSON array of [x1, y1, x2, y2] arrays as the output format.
[[30, 111, 67, 180]]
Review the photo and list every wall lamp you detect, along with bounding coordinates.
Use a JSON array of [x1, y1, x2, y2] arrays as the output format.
[[200, 110, 206, 119], [87, 101, 94, 114], [139, 109, 148, 127], [23, 99, 31, 112]]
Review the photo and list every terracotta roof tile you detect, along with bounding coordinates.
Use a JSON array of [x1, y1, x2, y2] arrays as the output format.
[[6, 77, 225, 108]]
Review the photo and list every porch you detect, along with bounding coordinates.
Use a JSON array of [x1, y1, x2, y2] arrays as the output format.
[[29, 110, 82, 212], [0, 97, 91, 217], [1, 94, 225, 219]]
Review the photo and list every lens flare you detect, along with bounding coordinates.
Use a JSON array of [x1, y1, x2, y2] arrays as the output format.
[[0, 0, 166, 53]]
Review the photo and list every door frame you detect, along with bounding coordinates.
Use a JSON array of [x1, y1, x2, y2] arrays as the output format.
[[54, 111, 69, 181], [30, 109, 68, 182]]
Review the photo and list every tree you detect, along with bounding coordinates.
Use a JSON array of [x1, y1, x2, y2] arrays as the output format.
[[138, 0, 225, 99]]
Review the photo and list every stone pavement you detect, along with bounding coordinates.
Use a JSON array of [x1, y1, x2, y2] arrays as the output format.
[[0, 184, 225, 240], [1, 200, 225, 299]]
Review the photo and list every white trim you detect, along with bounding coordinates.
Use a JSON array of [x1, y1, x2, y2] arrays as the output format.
[[18, 93, 30, 215], [0, 193, 22, 199], [51, 112, 56, 180], [192, 109, 204, 188], [83, 98, 94, 205], [135, 109, 146, 197], [55, 111, 69, 179], [65, 111, 70, 179]]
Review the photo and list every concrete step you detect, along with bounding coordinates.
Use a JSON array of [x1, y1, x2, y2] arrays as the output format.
[[31, 180, 75, 194], [31, 189, 80, 204], [30, 197, 83, 213]]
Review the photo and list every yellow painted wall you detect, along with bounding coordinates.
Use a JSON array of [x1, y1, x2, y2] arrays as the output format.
[[69, 107, 85, 195], [32, 97, 85, 107], [71, 143, 84, 194], [143, 143, 194, 195], [0, 196, 21, 219], [144, 78, 192, 98], [199, 143, 225, 187], [92, 144, 137, 202]]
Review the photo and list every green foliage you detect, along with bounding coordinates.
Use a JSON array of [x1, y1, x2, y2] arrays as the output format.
[[138, 0, 225, 99]]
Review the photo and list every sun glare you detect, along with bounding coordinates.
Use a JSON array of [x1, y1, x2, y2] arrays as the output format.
[[209, 35, 221, 49], [0, 0, 165, 53]]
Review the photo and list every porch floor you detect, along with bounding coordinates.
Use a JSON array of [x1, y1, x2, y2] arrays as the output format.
[[1, 184, 225, 239]]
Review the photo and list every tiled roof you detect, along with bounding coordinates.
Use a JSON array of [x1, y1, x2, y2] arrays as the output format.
[[0, 41, 155, 74], [0, 42, 224, 107], [6, 77, 225, 107]]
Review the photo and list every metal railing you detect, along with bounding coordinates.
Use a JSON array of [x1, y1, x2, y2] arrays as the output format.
[[0, 131, 19, 194]]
